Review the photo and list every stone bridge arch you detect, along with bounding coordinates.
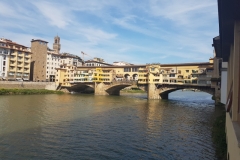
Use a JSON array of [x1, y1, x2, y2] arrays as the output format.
[[95, 81, 136, 95], [67, 83, 95, 93], [153, 84, 215, 99]]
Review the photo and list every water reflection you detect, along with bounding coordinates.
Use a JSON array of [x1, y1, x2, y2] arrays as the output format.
[[0, 91, 217, 159]]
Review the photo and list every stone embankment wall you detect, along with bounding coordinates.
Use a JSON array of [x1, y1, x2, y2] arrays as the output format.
[[0, 81, 57, 90]]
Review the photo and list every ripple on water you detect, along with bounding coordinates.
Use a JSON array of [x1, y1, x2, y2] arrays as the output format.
[[0, 92, 217, 160]]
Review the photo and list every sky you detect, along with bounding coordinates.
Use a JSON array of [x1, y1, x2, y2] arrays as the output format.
[[0, 0, 219, 64]]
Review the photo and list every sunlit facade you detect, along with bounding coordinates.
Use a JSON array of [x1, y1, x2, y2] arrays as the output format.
[[0, 38, 31, 81]]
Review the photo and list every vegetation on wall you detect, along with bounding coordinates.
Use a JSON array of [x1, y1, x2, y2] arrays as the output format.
[[0, 89, 64, 95]]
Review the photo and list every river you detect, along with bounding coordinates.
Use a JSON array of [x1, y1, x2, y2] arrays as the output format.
[[0, 91, 219, 159]]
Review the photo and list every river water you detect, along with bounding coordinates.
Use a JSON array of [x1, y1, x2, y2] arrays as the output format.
[[0, 91, 219, 160]]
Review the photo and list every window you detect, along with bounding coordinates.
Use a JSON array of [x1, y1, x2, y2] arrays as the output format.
[[186, 70, 189, 73], [192, 70, 198, 73], [169, 74, 175, 77], [124, 68, 131, 72], [207, 69, 213, 72], [171, 70, 174, 72], [192, 74, 198, 78], [192, 80, 197, 84], [151, 68, 155, 71]]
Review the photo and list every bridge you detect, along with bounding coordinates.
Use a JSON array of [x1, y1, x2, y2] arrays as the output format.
[[60, 80, 218, 103], [57, 62, 220, 103]]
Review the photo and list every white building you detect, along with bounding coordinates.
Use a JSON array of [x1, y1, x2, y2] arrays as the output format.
[[46, 48, 61, 82], [84, 60, 112, 67], [0, 39, 10, 79], [113, 61, 133, 66]]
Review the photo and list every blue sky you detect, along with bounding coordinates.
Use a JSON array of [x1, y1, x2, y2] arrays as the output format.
[[0, 0, 219, 64]]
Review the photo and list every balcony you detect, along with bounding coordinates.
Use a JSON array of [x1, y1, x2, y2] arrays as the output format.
[[18, 53, 23, 57], [10, 62, 15, 66], [24, 65, 29, 69], [17, 62, 23, 67], [8, 72, 15, 77], [16, 73, 22, 78], [17, 67, 23, 72], [10, 52, 17, 56], [24, 58, 30, 62], [24, 53, 30, 58], [9, 67, 16, 72], [17, 58, 23, 62], [23, 69, 29, 73], [24, 62, 30, 67], [10, 56, 17, 61], [23, 74, 29, 77]]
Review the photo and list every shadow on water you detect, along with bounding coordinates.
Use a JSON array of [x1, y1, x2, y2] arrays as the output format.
[[0, 92, 218, 160]]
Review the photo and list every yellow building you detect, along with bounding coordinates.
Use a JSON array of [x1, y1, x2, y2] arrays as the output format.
[[0, 38, 31, 81], [56, 62, 213, 88]]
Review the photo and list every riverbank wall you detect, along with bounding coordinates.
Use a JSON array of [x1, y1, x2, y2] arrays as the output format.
[[0, 81, 57, 90]]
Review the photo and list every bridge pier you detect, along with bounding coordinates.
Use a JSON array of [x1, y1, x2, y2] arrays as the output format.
[[147, 83, 161, 99], [94, 82, 109, 95]]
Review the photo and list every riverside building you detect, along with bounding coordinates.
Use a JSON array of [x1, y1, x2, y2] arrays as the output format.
[[0, 38, 31, 81], [31, 36, 83, 82], [214, 0, 240, 159], [55, 60, 214, 87]]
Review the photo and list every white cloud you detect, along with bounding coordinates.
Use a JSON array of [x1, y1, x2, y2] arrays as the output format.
[[31, 1, 71, 28], [0, 0, 219, 64], [0, 1, 16, 17], [148, 0, 217, 25]]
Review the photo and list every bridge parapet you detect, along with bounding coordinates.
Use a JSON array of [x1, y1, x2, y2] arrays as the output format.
[[111, 80, 137, 86]]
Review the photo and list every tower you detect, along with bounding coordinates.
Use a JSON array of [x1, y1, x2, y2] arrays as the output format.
[[53, 36, 61, 53]]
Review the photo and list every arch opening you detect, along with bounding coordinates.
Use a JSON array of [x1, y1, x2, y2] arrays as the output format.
[[70, 84, 94, 93], [124, 74, 130, 80], [106, 84, 132, 95], [133, 74, 138, 81]]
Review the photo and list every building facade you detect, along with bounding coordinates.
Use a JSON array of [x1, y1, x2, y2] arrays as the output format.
[[56, 62, 214, 88], [30, 39, 49, 82], [31, 36, 83, 82], [0, 38, 31, 81], [55, 53, 83, 86], [113, 61, 133, 66], [84, 59, 112, 67], [214, 0, 240, 159]]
